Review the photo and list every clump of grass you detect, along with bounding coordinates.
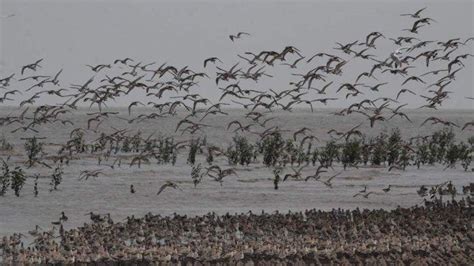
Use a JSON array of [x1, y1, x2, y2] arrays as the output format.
[[33, 174, 39, 197], [1, 157, 28, 196], [226, 135, 255, 166], [157, 137, 176, 165], [386, 128, 402, 166], [259, 131, 284, 167], [10, 166, 26, 197], [187, 138, 203, 165], [310, 146, 319, 166], [370, 132, 387, 166], [460, 137, 474, 171], [50, 164, 63, 191], [131, 131, 142, 152], [340, 138, 361, 170], [24, 136, 45, 168], [272, 167, 282, 190], [70, 129, 87, 154], [398, 145, 413, 170], [445, 143, 461, 169], [430, 128, 455, 163], [318, 141, 338, 168], [206, 146, 214, 164], [121, 136, 132, 153], [0, 158, 11, 196], [414, 139, 430, 168], [0, 135, 13, 151], [361, 139, 371, 166], [191, 163, 203, 187]]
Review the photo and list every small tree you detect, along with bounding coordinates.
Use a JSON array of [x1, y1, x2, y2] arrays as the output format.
[[460, 138, 473, 171], [131, 131, 142, 152], [444, 143, 459, 169], [0, 135, 13, 151], [24, 136, 45, 168], [261, 131, 284, 167], [318, 141, 339, 168], [398, 145, 412, 170], [121, 137, 131, 152], [0, 159, 11, 196], [10, 166, 26, 197], [34, 174, 39, 197], [361, 141, 371, 166], [311, 147, 319, 166], [206, 147, 214, 165], [387, 129, 402, 166], [341, 139, 361, 170], [371, 133, 387, 166], [50, 164, 64, 191], [414, 140, 430, 168], [187, 138, 201, 165], [272, 167, 282, 190], [191, 163, 203, 187]]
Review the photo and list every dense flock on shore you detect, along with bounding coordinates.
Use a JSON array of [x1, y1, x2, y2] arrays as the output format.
[[1, 200, 473, 264]]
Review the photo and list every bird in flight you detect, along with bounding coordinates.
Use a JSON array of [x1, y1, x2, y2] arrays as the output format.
[[229, 32, 250, 42], [157, 181, 182, 196], [203, 57, 222, 68], [400, 7, 426, 18], [21, 59, 43, 75], [0, 14, 15, 19]]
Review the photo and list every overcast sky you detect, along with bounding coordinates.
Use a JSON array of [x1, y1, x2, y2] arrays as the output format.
[[0, 0, 473, 109]]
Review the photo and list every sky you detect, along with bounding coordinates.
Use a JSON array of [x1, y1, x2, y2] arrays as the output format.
[[0, 0, 473, 109]]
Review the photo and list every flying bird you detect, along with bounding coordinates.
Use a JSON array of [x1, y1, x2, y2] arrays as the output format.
[[203, 57, 223, 68], [400, 7, 426, 18], [229, 32, 250, 42], [157, 181, 182, 195], [21, 59, 43, 75]]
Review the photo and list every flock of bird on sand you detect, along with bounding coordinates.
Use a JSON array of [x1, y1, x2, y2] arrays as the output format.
[[1, 195, 472, 264], [1, 7, 474, 263]]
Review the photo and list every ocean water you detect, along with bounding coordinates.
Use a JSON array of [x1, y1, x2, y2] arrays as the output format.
[[0, 107, 473, 237]]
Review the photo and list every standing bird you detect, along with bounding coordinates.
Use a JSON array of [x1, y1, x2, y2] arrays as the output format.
[[417, 185, 428, 197], [382, 185, 392, 193], [59, 212, 68, 222]]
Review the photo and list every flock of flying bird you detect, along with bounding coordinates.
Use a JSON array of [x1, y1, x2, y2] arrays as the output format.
[[0, 7, 473, 197]]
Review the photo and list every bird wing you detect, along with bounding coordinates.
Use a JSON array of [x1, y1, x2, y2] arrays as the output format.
[[157, 183, 170, 195]]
